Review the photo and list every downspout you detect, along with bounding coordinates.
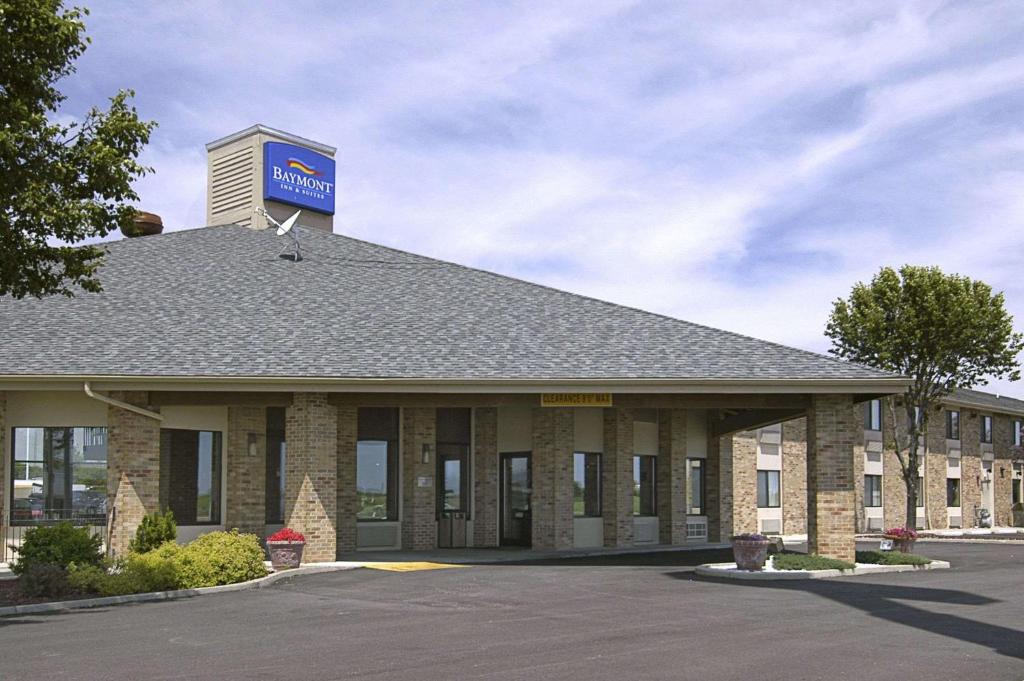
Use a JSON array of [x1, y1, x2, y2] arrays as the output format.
[[83, 382, 163, 558], [83, 382, 163, 421]]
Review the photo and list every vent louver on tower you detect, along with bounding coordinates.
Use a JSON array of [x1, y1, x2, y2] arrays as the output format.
[[209, 146, 254, 225]]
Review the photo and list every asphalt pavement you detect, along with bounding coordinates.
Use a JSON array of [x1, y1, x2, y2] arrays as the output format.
[[0, 541, 1021, 680]]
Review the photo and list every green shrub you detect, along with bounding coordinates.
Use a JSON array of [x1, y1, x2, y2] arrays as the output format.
[[773, 553, 855, 571], [10, 522, 104, 576], [172, 530, 267, 588], [68, 548, 180, 597], [19, 563, 73, 599], [129, 510, 177, 554], [855, 550, 931, 566]]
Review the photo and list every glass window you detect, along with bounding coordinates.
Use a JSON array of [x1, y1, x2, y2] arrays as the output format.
[[981, 415, 993, 444], [687, 458, 705, 515], [757, 470, 781, 508], [914, 476, 924, 506], [11, 427, 107, 524], [946, 410, 960, 440], [633, 455, 656, 516], [357, 407, 399, 521], [265, 407, 286, 524], [864, 475, 882, 507], [946, 478, 961, 507], [864, 400, 882, 431], [162, 429, 222, 525], [436, 408, 471, 516], [573, 452, 601, 517], [1014, 420, 1022, 447]]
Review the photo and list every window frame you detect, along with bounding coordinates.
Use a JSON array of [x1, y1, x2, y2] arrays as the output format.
[[1014, 420, 1022, 447], [864, 400, 882, 432], [756, 469, 781, 509], [946, 478, 961, 508], [980, 415, 993, 444], [356, 407, 400, 522], [686, 458, 706, 516], [945, 410, 960, 440], [162, 428, 223, 526], [632, 455, 657, 517], [572, 452, 602, 518], [864, 474, 882, 508], [10, 426, 109, 525]]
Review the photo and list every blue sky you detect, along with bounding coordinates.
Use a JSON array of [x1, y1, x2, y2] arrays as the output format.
[[62, 1, 1024, 396]]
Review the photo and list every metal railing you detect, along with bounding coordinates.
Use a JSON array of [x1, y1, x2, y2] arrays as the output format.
[[2, 509, 107, 564]]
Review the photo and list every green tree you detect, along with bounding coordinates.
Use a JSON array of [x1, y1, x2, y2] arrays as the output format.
[[826, 265, 1022, 528], [0, 0, 155, 298]]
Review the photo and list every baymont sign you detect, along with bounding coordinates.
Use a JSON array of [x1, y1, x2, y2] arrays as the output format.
[[263, 141, 336, 215]]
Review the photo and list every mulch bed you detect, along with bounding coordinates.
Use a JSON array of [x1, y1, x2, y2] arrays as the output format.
[[0, 578, 97, 608]]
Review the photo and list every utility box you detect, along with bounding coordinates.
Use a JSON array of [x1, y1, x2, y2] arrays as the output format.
[[438, 512, 467, 548]]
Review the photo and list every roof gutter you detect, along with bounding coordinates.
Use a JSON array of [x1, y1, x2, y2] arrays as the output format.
[[83, 382, 163, 421]]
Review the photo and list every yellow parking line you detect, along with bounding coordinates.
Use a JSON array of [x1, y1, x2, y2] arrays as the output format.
[[361, 561, 470, 572]]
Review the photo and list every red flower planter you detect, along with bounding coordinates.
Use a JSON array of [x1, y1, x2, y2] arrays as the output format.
[[267, 528, 306, 569]]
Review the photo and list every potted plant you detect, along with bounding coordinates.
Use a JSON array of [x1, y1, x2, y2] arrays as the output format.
[[731, 532, 771, 571], [884, 526, 918, 553], [266, 528, 306, 569], [1012, 502, 1024, 528]]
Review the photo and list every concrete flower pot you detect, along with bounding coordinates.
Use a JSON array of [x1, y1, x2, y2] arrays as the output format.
[[266, 541, 305, 569], [732, 539, 771, 571], [885, 536, 916, 554]]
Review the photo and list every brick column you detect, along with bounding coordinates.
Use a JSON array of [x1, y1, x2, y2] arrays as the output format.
[[602, 408, 634, 547], [401, 407, 436, 550], [959, 414, 981, 528], [706, 425, 722, 542], [806, 394, 856, 561], [225, 406, 266, 537], [657, 409, 687, 544], [284, 393, 337, 562], [336, 406, 357, 553], [106, 392, 161, 558], [781, 418, 807, 535], [993, 415, 1013, 527], [852, 406, 866, 533], [531, 408, 574, 550], [473, 407, 498, 547], [728, 432, 758, 537], [0, 392, 6, 539], [883, 445, 907, 528]]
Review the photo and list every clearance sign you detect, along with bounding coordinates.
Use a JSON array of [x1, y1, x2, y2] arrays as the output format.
[[540, 393, 613, 408]]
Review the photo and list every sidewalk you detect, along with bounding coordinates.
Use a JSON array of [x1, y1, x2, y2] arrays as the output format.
[[339, 541, 730, 565]]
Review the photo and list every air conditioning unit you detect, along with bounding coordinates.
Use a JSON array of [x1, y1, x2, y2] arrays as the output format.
[[760, 519, 782, 535]]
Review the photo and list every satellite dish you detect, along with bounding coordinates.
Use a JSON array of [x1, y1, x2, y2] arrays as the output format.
[[276, 210, 301, 236]]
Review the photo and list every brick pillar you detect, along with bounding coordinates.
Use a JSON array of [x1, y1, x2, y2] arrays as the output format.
[[729, 432, 758, 536], [657, 409, 687, 544], [602, 408, 634, 547], [284, 393, 337, 562], [473, 407, 498, 547], [706, 418, 722, 542], [336, 406, 357, 554], [993, 415, 1013, 526], [960, 413, 981, 528], [806, 394, 856, 561], [531, 408, 574, 550], [225, 406, 266, 537], [852, 406, 866, 533], [106, 391, 161, 558], [924, 412, 948, 529], [781, 418, 807, 535], [401, 407, 436, 550], [0, 392, 6, 538], [883, 445, 907, 528]]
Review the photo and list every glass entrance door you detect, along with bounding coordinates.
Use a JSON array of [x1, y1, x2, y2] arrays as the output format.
[[500, 453, 531, 547]]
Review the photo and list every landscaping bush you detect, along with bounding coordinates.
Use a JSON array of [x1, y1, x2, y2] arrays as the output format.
[[129, 510, 177, 554], [68, 551, 179, 597], [773, 553, 855, 571], [10, 522, 104, 576], [856, 550, 931, 566], [172, 530, 268, 588], [19, 563, 74, 599]]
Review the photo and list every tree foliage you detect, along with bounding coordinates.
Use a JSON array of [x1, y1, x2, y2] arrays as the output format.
[[826, 265, 1022, 526], [0, 0, 155, 298]]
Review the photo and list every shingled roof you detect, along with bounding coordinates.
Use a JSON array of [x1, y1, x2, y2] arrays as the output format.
[[0, 225, 901, 384]]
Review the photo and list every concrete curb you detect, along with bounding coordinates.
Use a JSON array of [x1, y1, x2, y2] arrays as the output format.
[[694, 560, 951, 581], [0, 562, 362, 618]]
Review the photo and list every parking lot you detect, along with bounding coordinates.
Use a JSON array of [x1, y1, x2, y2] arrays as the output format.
[[0, 541, 1021, 680]]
